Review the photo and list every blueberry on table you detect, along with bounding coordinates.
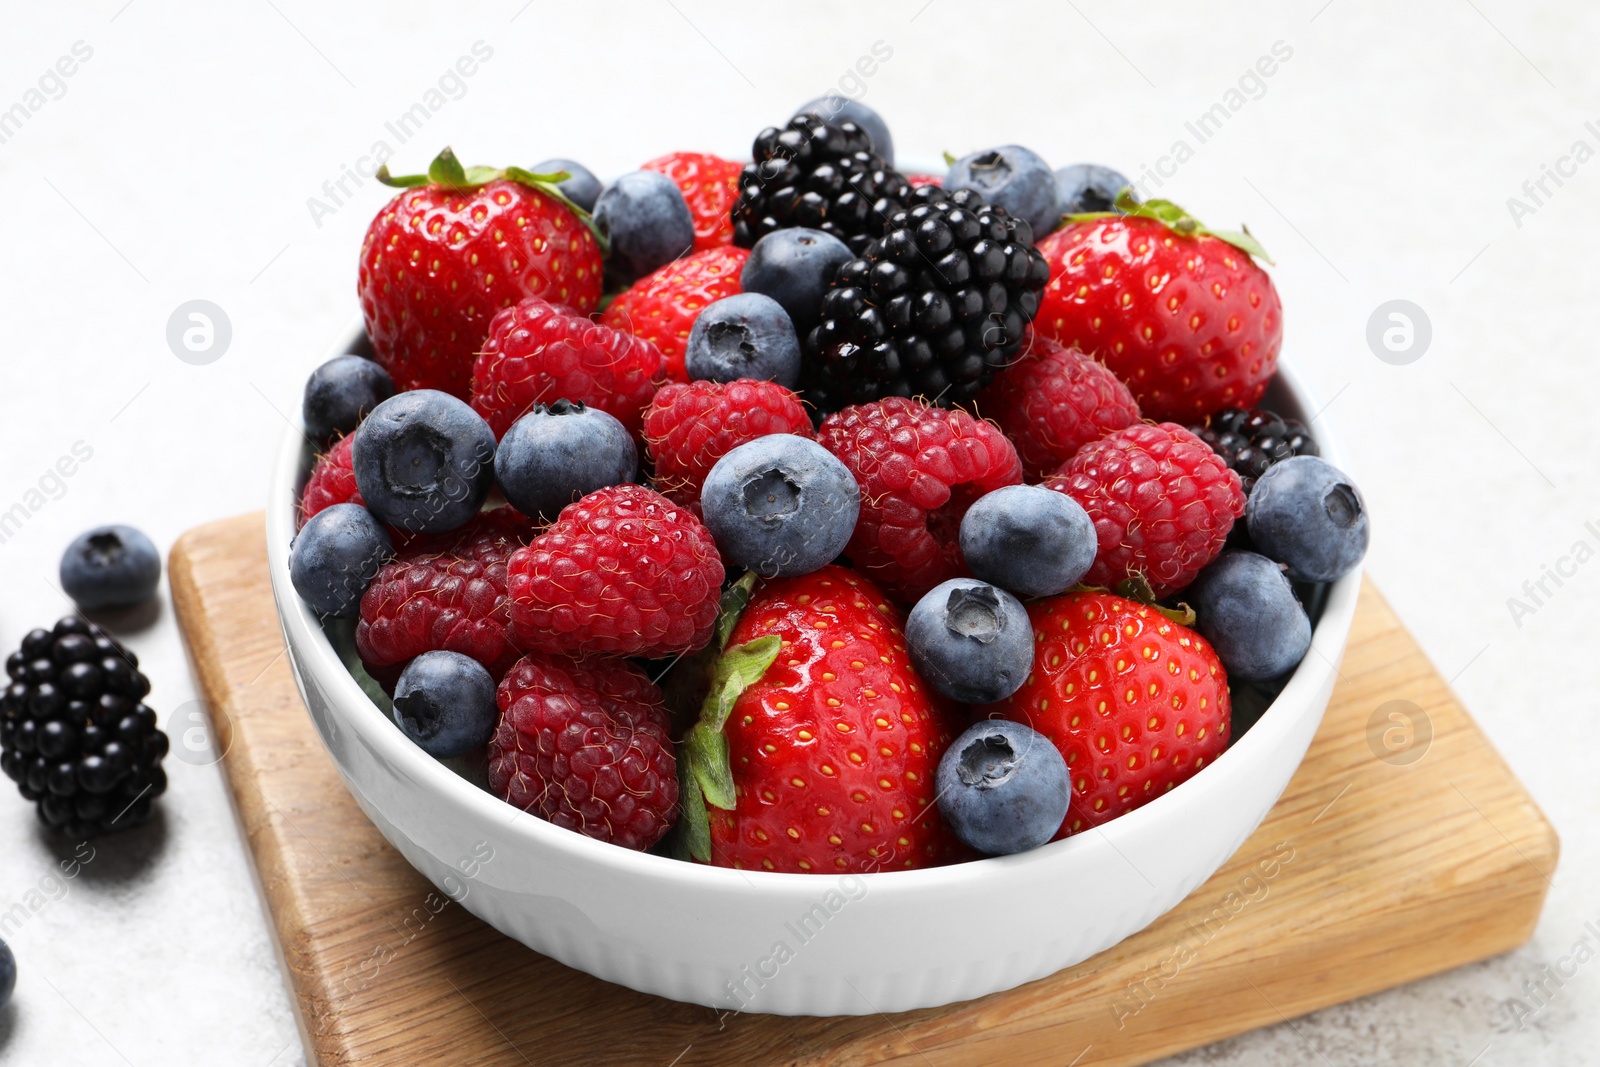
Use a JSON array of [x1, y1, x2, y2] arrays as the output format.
[[392, 651, 498, 759], [493, 400, 637, 522], [699, 434, 859, 578], [905, 578, 1033, 704], [289, 503, 392, 618], [302, 354, 394, 442], [945, 145, 1059, 240], [530, 157, 602, 213], [792, 96, 895, 165], [594, 170, 696, 286], [685, 293, 802, 388], [59, 525, 161, 611], [959, 484, 1097, 599], [740, 227, 853, 338], [1055, 163, 1135, 216], [936, 720, 1071, 856], [351, 390, 497, 534], [1247, 456, 1369, 582], [1189, 551, 1312, 681]]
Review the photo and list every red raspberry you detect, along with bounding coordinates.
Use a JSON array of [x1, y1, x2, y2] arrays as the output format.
[[507, 484, 724, 657], [641, 151, 742, 251], [976, 332, 1142, 481], [489, 653, 678, 851], [818, 397, 1022, 602], [906, 173, 944, 188], [470, 297, 664, 440], [599, 246, 748, 382], [1041, 423, 1244, 598], [355, 508, 539, 684], [643, 379, 814, 513], [298, 434, 362, 528]]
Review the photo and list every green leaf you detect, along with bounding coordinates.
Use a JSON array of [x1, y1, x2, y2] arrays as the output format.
[[427, 146, 469, 188], [942, 150, 957, 167], [701, 635, 780, 732], [674, 760, 713, 862], [1110, 191, 1273, 265], [1206, 224, 1274, 265], [375, 164, 429, 189], [685, 722, 737, 810], [714, 572, 759, 652]]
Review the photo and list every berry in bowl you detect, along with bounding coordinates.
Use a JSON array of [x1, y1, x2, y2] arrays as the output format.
[[267, 106, 1368, 1016]]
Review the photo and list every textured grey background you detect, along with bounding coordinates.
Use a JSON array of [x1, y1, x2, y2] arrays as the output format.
[[0, 1, 1595, 1064]]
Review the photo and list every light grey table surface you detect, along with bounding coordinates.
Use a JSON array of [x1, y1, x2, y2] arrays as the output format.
[[1, 2, 1595, 1064]]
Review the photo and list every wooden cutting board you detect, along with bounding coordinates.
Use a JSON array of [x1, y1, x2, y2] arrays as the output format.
[[168, 512, 1557, 1067]]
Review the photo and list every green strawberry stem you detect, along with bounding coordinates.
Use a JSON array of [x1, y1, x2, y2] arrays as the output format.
[[1110, 572, 1198, 627], [1065, 187, 1273, 266], [376, 146, 611, 255], [670, 572, 779, 863]]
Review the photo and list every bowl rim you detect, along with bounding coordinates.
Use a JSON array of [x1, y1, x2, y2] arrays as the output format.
[[267, 327, 1362, 895]]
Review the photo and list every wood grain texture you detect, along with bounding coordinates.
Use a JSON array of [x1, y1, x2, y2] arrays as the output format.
[[169, 512, 1558, 1067]]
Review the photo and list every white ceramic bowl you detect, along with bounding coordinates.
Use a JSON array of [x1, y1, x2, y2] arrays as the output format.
[[268, 329, 1360, 1016]]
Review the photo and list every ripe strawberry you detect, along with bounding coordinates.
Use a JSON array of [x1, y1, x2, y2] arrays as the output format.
[[975, 331, 1142, 481], [507, 484, 724, 657], [990, 591, 1230, 836], [1042, 423, 1244, 599], [600, 245, 749, 381], [818, 397, 1022, 602], [1033, 195, 1282, 422], [469, 297, 664, 440], [355, 507, 538, 686], [643, 379, 814, 514], [678, 566, 967, 873], [489, 652, 678, 851], [641, 151, 742, 251], [299, 434, 362, 528], [358, 148, 604, 399]]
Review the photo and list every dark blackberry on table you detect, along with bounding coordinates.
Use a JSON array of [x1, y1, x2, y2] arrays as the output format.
[[0, 617, 169, 837], [731, 113, 911, 257], [805, 185, 1051, 411], [1191, 406, 1320, 494]]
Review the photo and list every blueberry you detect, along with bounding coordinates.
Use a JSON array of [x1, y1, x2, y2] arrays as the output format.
[[594, 171, 695, 285], [1247, 456, 1369, 582], [793, 96, 895, 165], [1055, 163, 1135, 216], [935, 719, 1070, 856], [391, 650, 498, 759], [685, 294, 802, 388], [905, 579, 1033, 704], [0, 936, 13, 1009], [945, 145, 1058, 240], [301, 354, 394, 441], [959, 485, 1096, 599], [351, 389, 497, 534], [530, 157, 603, 213], [59, 525, 161, 611], [741, 227, 854, 337], [289, 504, 392, 618], [1190, 552, 1312, 681], [700, 435, 859, 578], [493, 400, 637, 521]]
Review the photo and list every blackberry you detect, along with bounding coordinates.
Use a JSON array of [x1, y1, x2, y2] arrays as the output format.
[[0, 617, 169, 837], [731, 113, 911, 257], [1191, 406, 1319, 494], [805, 185, 1051, 411]]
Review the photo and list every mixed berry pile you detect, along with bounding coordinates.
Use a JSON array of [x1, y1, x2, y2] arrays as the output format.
[[288, 103, 1370, 872]]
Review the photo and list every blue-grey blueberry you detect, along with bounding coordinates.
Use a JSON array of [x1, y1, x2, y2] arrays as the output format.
[[302, 354, 395, 441], [289, 503, 392, 618], [794, 97, 894, 165], [60, 525, 161, 611], [936, 719, 1070, 855], [1055, 163, 1135, 217], [699, 434, 859, 578], [594, 171, 695, 285], [1189, 551, 1312, 681], [946, 145, 1058, 239], [351, 389, 497, 534], [493, 400, 636, 521], [741, 227, 854, 337], [1247, 456, 1369, 582], [530, 157, 603, 213], [685, 293, 802, 387], [905, 578, 1033, 704], [392, 650, 498, 759], [959, 485, 1096, 599]]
